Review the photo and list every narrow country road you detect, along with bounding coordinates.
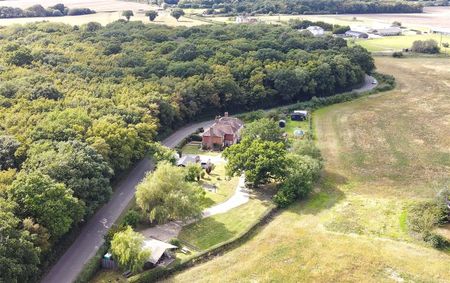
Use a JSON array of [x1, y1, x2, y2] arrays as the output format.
[[41, 75, 376, 283], [356, 74, 377, 94], [41, 120, 214, 283]]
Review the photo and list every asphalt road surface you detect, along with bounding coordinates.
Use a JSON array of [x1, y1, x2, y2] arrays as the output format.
[[41, 120, 214, 283], [356, 74, 377, 94], [41, 75, 376, 283]]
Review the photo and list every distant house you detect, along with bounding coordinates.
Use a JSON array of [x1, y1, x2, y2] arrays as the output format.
[[291, 110, 308, 121], [202, 112, 244, 150], [431, 28, 450, 36], [235, 15, 257, 24], [345, 30, 369, 39], [306, 26, 324, 37], [375, 27, 401, 36]]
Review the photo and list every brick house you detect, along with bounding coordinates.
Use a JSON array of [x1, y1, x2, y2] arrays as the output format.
[[202, 112, 244, 150]]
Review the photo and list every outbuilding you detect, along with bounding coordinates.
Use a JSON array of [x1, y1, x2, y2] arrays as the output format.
[[345, 30, 369, 39], [291, 110, 308, 121], [142, 239, 178, 266], [306, 26, 325, 37], [177, 155, 200, 167], [375, 27, 401, 36]]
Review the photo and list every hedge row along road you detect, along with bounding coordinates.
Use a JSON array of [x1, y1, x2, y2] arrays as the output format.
[[42, 75, 376, 283]]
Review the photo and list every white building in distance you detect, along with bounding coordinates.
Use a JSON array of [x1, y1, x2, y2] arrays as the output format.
[[306, 26, 325, 37]]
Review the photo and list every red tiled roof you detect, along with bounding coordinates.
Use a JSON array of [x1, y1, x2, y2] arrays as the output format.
[[203, 117, 243, 138]]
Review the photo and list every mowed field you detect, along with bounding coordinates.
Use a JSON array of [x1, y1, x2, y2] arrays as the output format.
[[352, 34, 450, 53], [162, 58, 450, 282]]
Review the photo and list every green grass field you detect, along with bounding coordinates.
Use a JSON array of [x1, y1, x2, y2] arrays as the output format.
[[178, 197, 273, 251], [351, 34, 450, 53], [180, 143, 220, 156], [90, 270, 126, 283], [163, 57, 450, 282], [283, 118, 309, 140]]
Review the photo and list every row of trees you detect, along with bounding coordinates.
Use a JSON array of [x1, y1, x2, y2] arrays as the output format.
[[0, 21, 374, 282], [122, 9, 185, 22], [178, 0, 423, 14], [0, 3, 95, 18], [223, 118, 322, 207]]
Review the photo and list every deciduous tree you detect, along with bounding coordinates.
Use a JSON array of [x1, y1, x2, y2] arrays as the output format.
[[111, 226, 150, 273], [242, 118, 284, 143], [24, 140, 113, 215], [136, 162, 205, 223], [0, 135, 21, 170], [8, 172, 84, 240], [122, 10, 134, 21], [273, 154, 321, 207], [170, 9, 184, 21], [145, 10, 158, 21], [223, 138, 287, 186], [0, 198, 40, 283]]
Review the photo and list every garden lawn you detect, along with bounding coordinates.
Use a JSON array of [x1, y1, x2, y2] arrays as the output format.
[[178, 197, 273, 251], [283, 118, 309, 140], [163, 57, 450, 282], [181, 143, 220, 156], [90, 270, 126, 283], [201, 162, 239, 205]]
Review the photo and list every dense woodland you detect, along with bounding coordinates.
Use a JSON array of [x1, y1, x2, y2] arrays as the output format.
[[0, 3, 95, 19], [0, 21, 373, 282], [178, 0, 424, 14]]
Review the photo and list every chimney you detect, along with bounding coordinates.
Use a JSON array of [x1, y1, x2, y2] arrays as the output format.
[[224, 112, 229, 117]]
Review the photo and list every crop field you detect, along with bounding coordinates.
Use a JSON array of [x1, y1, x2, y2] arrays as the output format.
[[352, 34, 450, 53], [163, 58, 450, 282]]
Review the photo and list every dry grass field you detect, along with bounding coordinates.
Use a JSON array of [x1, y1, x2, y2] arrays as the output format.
[[210, 7, 450, 30], [162, 58, 450, 282], [0, 0, 208, 26]]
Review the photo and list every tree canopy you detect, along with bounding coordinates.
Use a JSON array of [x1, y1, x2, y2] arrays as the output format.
[[170, 9, 185, 21], [0, 198, 40, 283], [24, 140, 113, 216], [122, 10, 134, 21], [8, 172, 84, 240], [223, 138, 287, 186], [145, 10, 158, 21], [136, 162, 206, 223], [110, 226, 150, 273], [242, 118, 285, 143]]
